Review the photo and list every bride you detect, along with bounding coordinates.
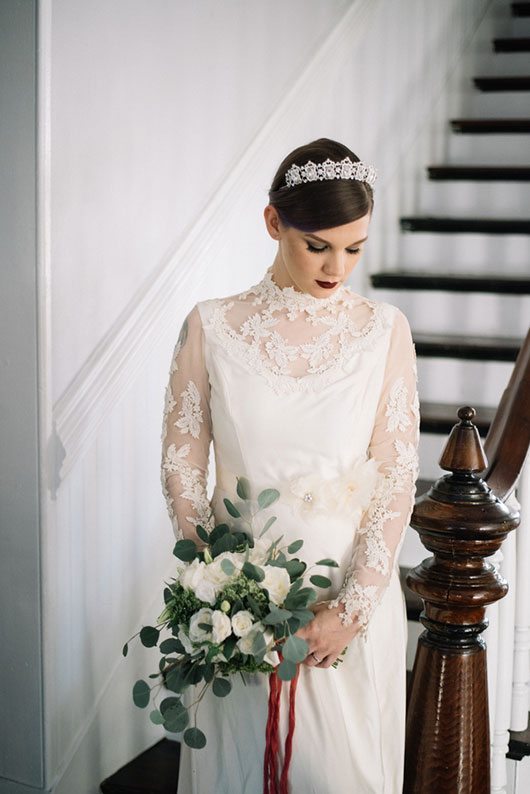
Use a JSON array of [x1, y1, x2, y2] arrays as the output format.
[[161, 137, 420, 793]]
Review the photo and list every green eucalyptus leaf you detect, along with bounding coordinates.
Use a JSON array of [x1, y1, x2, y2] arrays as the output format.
[[285, 559, 306, 578], [315, 558, 339, 567], [310, 574, 332, 588], [220, 558, 235, 576], [212, 677, 232, 697], [287, 539, 304, 554], [132, 679, 150, 708], [173, 539, 198, 562], [163, 587, 173, 604], [257, 488, 280, 509], [184, 727, 207, 749], [149, 709, 164, 725], [209, 523, 230, 544], [251, 631, 266, 656], [222, 635, 237, 660], [242, 561, 265, 582], [259, 515, 277, 537], [211, 533, 237, 557], [223, 498, 241, 518], [122, 643, 128, 657], [140, 626, 160, 648], [263, 605, 292, 624], [277, 658, 297, 681], [247, 594, 265, 617], [282, 634, 309, 663], [196, 524, 210, 544], [164, 702, 189, 733], [203, 662, 215, 682], [236, 477, 251, 500], [159, 638, 183, 655]]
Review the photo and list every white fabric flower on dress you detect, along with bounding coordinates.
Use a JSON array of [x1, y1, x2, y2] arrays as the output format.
[[287, 458, 382, 517]]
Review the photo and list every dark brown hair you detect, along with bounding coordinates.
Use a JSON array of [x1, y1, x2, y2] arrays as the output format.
[[268, 138, 374, 232]]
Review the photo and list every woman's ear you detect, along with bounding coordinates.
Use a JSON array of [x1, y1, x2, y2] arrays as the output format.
[[263, 204, 282, 241]]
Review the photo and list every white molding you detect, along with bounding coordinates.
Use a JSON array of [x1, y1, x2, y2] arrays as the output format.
[[52, 0, 376, 487]]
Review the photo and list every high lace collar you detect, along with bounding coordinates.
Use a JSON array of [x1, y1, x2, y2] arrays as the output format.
[[249, 266, 349, 312]]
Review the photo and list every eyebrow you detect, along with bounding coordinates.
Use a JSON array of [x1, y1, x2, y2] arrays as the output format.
[[305, 233, 369, 247]]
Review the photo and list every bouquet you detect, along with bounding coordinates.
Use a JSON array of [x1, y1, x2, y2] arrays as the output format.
[[122, 477, 346, 753]]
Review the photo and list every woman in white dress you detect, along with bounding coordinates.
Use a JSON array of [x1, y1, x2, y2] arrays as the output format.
[[160, 138, 420, 794]]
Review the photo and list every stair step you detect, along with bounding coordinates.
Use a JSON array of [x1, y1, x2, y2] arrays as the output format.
[[371, 271, 530, 294], [419, 400, 495, 436], [414, 333, 522, 362], [512, 2, 530, 17], [451, 117, 530, 133], [100, 738, 179, 793], [508, 716, 530, 760], [493, 37, 530, 51], [400, 217, 530, 234], [474, 76, 530, 91], [427, 165, 530, 181]]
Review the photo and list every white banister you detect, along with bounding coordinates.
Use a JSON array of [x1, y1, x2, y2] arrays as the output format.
[[511, 459, 530, 732]]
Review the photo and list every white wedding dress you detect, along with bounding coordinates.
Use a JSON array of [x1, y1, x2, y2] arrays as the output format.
[[160, 266, 420, 794]]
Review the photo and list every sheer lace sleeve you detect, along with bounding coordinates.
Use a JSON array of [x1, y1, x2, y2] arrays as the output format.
[[327, 307, 420, 640], [160, 304, 215, 544]]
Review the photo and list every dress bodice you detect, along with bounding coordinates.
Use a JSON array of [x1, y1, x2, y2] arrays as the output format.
[[160, 266, 420, 639]]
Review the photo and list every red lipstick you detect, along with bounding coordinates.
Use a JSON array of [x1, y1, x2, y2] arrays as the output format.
[[316, 280, 338, 289]]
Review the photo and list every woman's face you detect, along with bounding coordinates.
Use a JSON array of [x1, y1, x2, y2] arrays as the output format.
[[264, 205, 371, 297]]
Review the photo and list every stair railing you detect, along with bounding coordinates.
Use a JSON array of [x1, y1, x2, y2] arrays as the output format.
[[403, 328, 530, 793]]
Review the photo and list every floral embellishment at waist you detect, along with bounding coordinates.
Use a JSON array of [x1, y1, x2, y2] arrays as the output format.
[[286, 458, 381, 516]]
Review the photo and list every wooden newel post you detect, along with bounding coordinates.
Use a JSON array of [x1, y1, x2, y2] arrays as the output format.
[[404, 406, 520, 793]]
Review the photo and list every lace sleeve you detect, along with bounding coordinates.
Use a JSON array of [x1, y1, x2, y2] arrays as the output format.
[[160, 304, 215, 544], [327, 307, 420, 641]]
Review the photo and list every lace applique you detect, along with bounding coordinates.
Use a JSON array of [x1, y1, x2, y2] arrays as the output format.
[[327, 439, 419, 638], [161, 442, 215, 539], [175, 380, 204, 439], [385, 377, 411, 433], [204, 266, 393, 395]]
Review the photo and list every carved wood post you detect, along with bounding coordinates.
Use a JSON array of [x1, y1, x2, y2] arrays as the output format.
[[404, 407, 520, 793]]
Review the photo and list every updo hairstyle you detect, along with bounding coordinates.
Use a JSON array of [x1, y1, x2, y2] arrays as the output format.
[[268, 138, 374, 233]]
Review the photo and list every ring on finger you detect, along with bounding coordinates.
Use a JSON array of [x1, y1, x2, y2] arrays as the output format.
[[311, 651, 323, 663]]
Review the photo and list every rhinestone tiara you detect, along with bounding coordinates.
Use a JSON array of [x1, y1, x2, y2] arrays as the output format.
[[284, 157, 377, 189]]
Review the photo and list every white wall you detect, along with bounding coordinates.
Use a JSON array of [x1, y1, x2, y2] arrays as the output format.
[[31, 1, 500, 792]]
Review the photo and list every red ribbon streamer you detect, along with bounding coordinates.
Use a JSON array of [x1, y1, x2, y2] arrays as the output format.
[[263, 652, 301, 794]]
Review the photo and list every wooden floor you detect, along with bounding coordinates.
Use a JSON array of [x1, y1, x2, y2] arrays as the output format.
[[100, 738, 180, 794]]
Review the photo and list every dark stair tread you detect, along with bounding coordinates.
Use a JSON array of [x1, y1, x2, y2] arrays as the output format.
[[413, 332, 522, 361], [451, 118, 530, 133], [100, 738, 180, 794], [493, 37, 530, 51], [370, 271, 530, 294], [427, 165, 530, 180], [474, 76, 530, 91], [512, 2, 530, 15], [400, 216, 530, 234], [419, 400, 495, 436], [508, 716, 530, 760]]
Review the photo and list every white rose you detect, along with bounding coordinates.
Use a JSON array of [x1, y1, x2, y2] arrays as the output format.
[[248, 537, 272, 565], [180, 558, 206, 590], [263, 648, 280, 667], [203, 558, 232, 588], [231, 610, 255, 638], [211, 610, 232, 644], [261, 566, 291, 606], [194, 578, 217, 605], [237, 628, 260, 655], [188, 608, 213, 643]]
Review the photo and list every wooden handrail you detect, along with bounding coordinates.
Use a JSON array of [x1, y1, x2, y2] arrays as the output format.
[[483, 327, 530, 501]]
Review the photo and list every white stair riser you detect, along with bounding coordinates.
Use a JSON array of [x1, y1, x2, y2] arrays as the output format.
[[419, 180, 530, 218], [466, 90, 530, 115], [372, 289, 530, 338], [448, 132, 530, 163], [398, 231, 530, 272], [472, 51, 530, 76], [418, 432, 451, 481], [417, 357, 513, 407]]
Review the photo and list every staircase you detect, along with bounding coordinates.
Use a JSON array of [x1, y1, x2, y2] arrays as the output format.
[[378, 0, 530, 777]]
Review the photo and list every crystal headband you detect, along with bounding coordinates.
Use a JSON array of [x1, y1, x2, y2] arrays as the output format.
[[284, 157, 377, 189]]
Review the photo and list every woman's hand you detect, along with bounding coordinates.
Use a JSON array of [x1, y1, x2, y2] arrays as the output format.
[[294, 600, 362, 669]]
